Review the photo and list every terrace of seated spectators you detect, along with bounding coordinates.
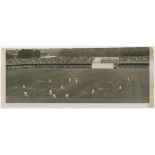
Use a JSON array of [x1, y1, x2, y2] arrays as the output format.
[[6, 57, 95, 65], [6, 56, 149, 66], [119, 56, 149, 64]]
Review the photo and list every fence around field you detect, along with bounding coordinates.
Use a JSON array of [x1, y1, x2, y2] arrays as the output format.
[[6, 63, 149, 69], [118, 63, 149, 68], [6, 63, 92, 69]]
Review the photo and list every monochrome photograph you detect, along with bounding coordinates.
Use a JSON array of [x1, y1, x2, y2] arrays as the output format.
[[2, 47, 153, 106]]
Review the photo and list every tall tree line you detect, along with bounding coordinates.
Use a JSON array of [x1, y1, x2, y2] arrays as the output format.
[[6, 49, 41, 58]]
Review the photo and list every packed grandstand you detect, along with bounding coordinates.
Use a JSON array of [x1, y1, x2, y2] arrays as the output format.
[[6, 56, 149, 65], [6, 57, 95, 65]]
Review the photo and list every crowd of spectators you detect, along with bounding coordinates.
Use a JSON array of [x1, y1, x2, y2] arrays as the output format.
[[119, 56, 149, 64], [100, 59, 119, 63], [6, 57, 95, 65], [6, 56, 149, 66]]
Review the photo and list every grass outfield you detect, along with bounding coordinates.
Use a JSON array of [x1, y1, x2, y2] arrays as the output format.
[[6, 68, 149, 103]]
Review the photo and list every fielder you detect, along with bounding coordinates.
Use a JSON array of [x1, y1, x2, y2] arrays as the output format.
[[118, 85, 122, 91], [24, 91, 29, 97], [127, 77, 130, 82], [48, 78, 52, 83], [91, 89, 95, 95], [75, 78, 78, 84], [69, 77, 72, 83], [65, 93, 69, 99], [22, 84, 26, 89], [60, 85, 64, 90], [49, 89, 53, 96], [52, 94, 56, 99]]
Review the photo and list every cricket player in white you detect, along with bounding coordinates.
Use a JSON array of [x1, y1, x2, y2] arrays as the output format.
[[22, 84, 25, 89], [69, 78, 72, 83], [60, 85, 64, 90], [65, 93, 69, 99], [49, 89, 53, 96], [75, 78, 78, 84], [118, 85, 122, 91], [92, 89, 95, 95], [127, 77, 130, 82], [24, 91, 29, 97], [48, 78, 52, 83], [52, 94, 56, 99]]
